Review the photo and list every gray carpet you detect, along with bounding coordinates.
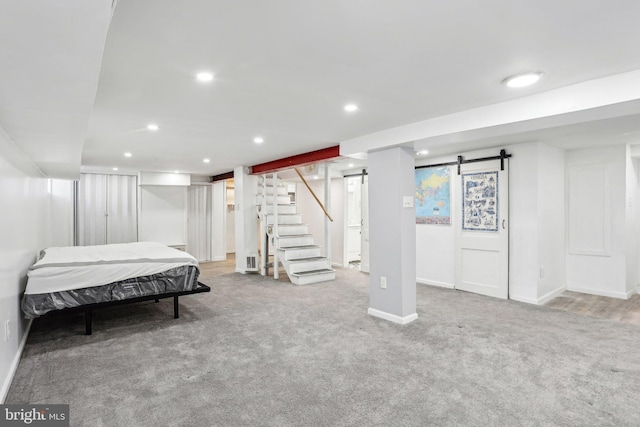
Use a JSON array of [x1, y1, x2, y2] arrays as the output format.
[[7, 267, 640, 426]]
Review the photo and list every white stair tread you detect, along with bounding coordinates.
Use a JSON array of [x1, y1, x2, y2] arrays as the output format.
[[287, 256, 327, 263], [290, 269, 335, 277], [278, 245, 320, 250]]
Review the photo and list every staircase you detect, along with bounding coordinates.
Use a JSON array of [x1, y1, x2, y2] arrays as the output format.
[[258, 178, 335, 285]]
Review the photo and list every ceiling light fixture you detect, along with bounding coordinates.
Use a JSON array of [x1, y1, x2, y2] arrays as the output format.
[[344, 104, 358, 112], [147, 123, 159, 131], [203, 158, 210, 163], [174, 170, 179, 174], [418, 150, 429, 155], [502, 71, 544, 88], [196, 72, 214, 82], [348, 163, 354, 168], [113, 167, 118, 171], [124, 152, 132, 157], [254, 137, 264, 144]]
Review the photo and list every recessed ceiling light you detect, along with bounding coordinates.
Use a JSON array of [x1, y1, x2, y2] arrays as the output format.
[[313, 175, 319, 180], [196, 72, 214, 82], [112, 167, 119, 171], [254, 137, 264, 144], [502, 71, 544, 88], [417, 150, 429, 155], [147, 123, 159, 131], [203, 158, 210, 163], [124, 152, 132, 157], [344, 104, 358, 112], [174, 170, 179, 174], [348, 163, 354, 168]]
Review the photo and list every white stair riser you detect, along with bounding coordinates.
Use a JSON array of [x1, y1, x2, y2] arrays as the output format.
[[279, 247, 322, 260], [258, 186, 289, 195], [259, 194, 292, 204], [277, 225, 309, 236], [290, 271, 336, 285], [277, 236, 315, 247], [288, 259, 331, 274], [266, 214, 302, 225], [264, 205, 297, 214], [260, 178, 293, 187]]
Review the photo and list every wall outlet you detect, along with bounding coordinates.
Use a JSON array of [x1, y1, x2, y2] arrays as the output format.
[[380, 276, 387, 289], [5, 320, 10, 341]]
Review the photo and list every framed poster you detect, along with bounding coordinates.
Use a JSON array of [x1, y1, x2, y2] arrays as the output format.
[[415, 166, 450, 225], [462, 171, 498, 231]]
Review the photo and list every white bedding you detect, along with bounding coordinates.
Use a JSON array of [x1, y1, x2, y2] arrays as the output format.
[[25, 242, 199, 295]]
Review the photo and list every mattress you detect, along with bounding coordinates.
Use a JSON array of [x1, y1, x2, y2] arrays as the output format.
[[22, 242, 200, 318]]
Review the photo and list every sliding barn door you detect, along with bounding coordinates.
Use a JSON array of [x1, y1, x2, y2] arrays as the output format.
[[455, 159, 509, 299]]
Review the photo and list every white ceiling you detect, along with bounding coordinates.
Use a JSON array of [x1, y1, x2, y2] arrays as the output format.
[[3, 1, 640, 178]]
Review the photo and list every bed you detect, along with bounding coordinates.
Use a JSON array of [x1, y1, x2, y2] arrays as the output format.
[[22, 242, 210, 334]]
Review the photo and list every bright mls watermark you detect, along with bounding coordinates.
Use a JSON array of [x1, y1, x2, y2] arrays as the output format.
[[1, 405, 69, 426]]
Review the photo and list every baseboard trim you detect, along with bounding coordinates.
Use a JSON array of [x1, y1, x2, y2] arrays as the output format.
[[1, 319, 32, 404], [537, 286, 566, 305], [368, 308, 418, 325], [416, 278, 454, 289], [509, 294, 538, 305], [331, 262, 344, 268], [627, 284, 639, 298], [567, 285, 630, 300]]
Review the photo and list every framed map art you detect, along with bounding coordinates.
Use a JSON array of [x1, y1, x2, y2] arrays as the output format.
[[415, 166, 450, 225]]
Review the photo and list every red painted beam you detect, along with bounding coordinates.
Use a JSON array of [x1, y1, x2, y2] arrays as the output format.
[[250, 145, 341, 175]]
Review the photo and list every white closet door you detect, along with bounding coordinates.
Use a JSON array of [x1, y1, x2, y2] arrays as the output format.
[[77, 174, 108, 246], [107, 174, 138, 244], [187, 185, 212, 261]]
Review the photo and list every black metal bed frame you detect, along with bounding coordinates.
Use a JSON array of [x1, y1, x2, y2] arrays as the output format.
[[45, 282, 211, 335]]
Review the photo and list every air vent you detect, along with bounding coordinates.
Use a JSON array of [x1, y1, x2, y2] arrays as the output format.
[[245, 254, 258, 272]]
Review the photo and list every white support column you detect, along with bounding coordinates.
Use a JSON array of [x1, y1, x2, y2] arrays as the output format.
[[324, 164, 331, 262], [273, 172, 279, 280], [260, 174, 267, 276], [367, 147, 417, 324], [233, 166, 258, 274]]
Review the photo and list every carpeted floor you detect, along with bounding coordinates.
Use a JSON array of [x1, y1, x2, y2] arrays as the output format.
[[7, 265, 640, 426]]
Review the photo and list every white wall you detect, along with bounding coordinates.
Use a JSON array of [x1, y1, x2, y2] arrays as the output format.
[[138, 186, 187, 246], [295, 178, 344, 267], [565, 145, 628, 298], [415, 142, 566, 304], [50, 179, 74, 247], [535, 144, 566, 302], [0, 129, 51, 402], [625, 150, 639, 295]]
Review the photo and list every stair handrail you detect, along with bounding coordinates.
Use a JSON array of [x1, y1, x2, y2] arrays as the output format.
[[294, 167, 334, 222]]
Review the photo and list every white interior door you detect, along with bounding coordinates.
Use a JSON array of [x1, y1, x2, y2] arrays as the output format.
[[455, 160, 509, 298], [187, 184, 212, 261], [106, 174, 138, 244], [77, 174, 108, 246], [360, 175, 370, 273]]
